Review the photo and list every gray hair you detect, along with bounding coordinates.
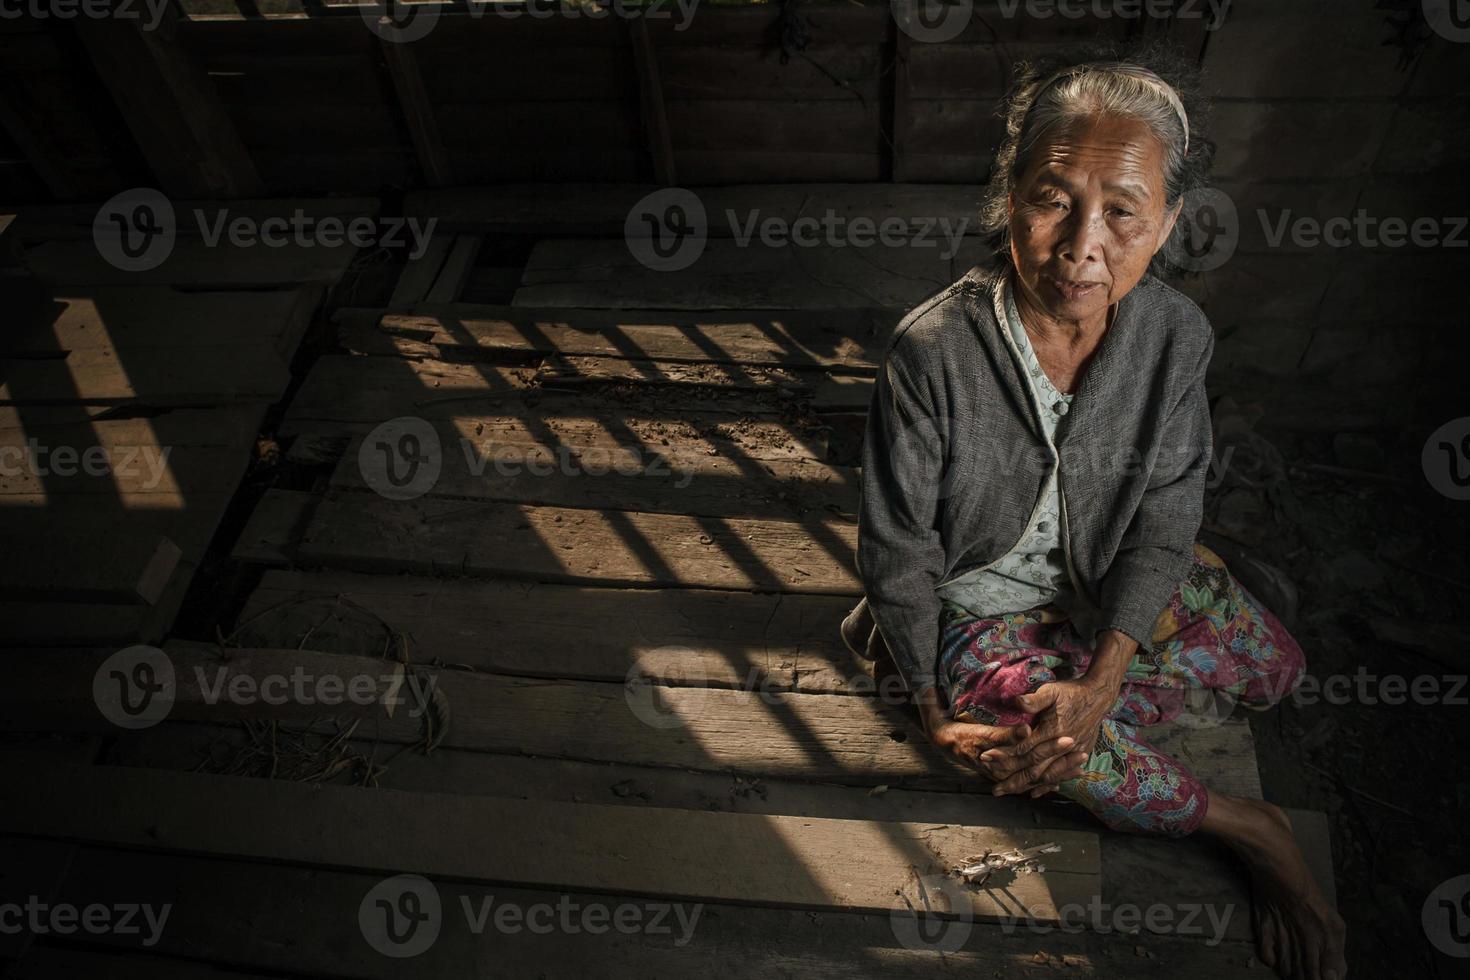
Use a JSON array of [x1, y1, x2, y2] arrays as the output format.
[[977, 44, 1214, 279]]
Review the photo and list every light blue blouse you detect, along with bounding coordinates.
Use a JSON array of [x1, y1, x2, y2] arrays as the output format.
[[935, 275, 1079, 618]]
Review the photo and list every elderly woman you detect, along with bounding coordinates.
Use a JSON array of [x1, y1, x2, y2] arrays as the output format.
[[850, 52, 1346, 980]]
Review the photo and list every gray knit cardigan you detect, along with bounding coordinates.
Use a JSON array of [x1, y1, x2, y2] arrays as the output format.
[[857, 266, 1217, 694]]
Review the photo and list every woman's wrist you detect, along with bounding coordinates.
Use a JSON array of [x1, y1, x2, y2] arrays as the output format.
[[914, 686, 951, 739], [1084, 629, 1138, 693]]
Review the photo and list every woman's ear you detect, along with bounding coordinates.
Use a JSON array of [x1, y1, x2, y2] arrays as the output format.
[[1155, 197, 1184, 254]]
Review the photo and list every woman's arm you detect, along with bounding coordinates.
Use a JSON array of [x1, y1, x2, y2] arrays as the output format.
[[1096, 328, 1216, 649], [856, 346, 948, 698]]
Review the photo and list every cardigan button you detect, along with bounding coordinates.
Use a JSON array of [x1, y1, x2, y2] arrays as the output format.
[[1053, 400, 1070, 416]]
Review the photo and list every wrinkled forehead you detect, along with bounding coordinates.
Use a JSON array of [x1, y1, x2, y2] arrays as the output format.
[[1017, 113, 1171, 200]]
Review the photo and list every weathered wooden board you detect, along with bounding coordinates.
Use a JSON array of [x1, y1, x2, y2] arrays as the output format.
[[424, 233, 480, 303], [36, 844, 1268, 979], [389, 231, 453, 307], [281, 374, 833, 462], [0, 759, 1101, 923], [327, 419, 858, 521], [17, 239, 361, 287], [235, 568, 865, 692], [6, 948, 300, 980], [334, 322, 873, 406], [515, 238, 990, 309], [532, 355, 872, 402], [4, 200, 378, 243], [297, 492, 861, 594], [0, 406, 259, 496], [5, 285, 320, 358], [0, 557, 193, 647], [404, 184, 987, 236], [280, 354, 851, 447], [1, 343, 290, 405], [5, 643, 1261, 798], [0, 531, 178, 604], [341, 305, 896, 370], [230, 488, 315, 565], [105, 721, 1271, 943], [0, 494, 236, 563]]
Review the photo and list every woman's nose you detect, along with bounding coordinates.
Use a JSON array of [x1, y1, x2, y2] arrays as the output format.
[[1057, 208, 1105, 265]]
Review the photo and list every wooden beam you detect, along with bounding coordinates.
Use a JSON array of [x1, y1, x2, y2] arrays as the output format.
[[628, 18, 676, 185], [72, 5, 264, 198], [389, 232, 453, 306], [423, 233, 480, 303], [0, 759, 1101, 924], [379, 38, 454, 187]]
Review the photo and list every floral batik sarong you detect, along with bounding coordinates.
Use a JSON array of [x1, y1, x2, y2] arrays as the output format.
[[937, 543, 1304, 837]]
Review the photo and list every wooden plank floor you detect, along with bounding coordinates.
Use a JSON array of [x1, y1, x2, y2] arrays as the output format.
[[1, 187, 1328, 976], [0, 201, 364, 644]]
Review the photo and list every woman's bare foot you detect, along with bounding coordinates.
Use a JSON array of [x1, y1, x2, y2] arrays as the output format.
[[1201, 792, 1348, 980]]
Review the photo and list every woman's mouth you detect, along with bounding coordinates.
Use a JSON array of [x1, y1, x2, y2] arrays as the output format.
[[1045, 275, 1104, 301]]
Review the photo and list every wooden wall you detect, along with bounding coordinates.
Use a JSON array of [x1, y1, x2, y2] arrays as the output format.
[[0, 1, 1205, 202]]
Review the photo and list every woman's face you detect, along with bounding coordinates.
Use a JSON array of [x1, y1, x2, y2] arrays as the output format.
[[1007, 112, 1181, 326]]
